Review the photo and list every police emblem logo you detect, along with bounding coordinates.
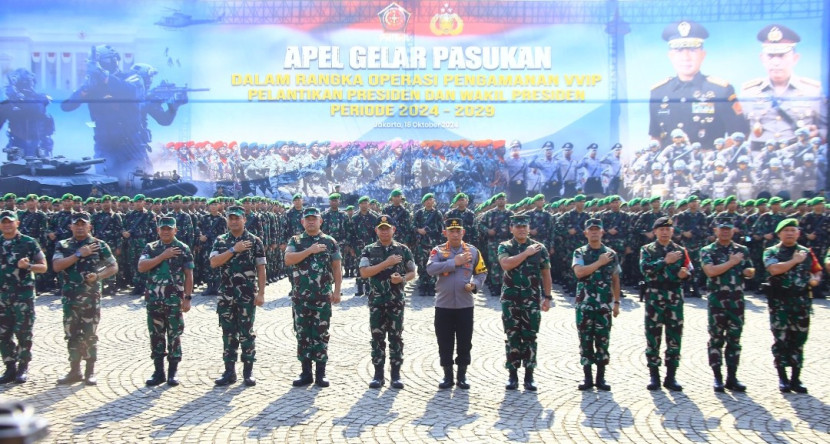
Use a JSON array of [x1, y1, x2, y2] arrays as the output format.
[[430, 4, 464, 36], [678, 21, 691, 37], [377, 3, 411, 33], [768, 26, 783, 42]]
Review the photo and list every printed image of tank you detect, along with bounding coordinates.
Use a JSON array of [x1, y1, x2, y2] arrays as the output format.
[[0, 152, 118, 197], [126, 168, 197, 197]]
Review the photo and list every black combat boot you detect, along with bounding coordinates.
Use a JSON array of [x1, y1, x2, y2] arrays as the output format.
[[438, 366, 454, 389], [777, 366, 791, 393], [214, 361, 237, 386], [712, 365, 725, 393], [84, 360, 97, 386], [578, 365, 594, 391], [369, 364, 385, 388], [242, 362, 256, 386], [790, 367, 807, 394], [724, 365, 746, 392], [595, 364, 611, 391], [523, 367, 537, 391], [14, 361, 28, 384], [456, 365, 470, 390], [292, 359, 313, 387], [167, 360, 180, 386], [355, 279, 364, 297], [390, 364, 404, 389], [57, 360, 83, 385], [505, 369, 519, 390], [646, 367, 660, 391], [315, 361, 329, 387], [0, 362, 16, 384], [663, 364, 682, 392], [146, 358, 166, 386]]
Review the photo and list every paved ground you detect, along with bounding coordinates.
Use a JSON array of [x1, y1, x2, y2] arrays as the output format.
[[1, 277, 828, 443]]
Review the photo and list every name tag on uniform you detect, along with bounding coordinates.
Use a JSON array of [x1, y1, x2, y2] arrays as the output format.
[[692, 102, 715, 114]]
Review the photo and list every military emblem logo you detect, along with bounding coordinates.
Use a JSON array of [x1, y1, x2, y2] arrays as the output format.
[[377, 3, 411, 33], [767, 26, 783, 42], [678, 21, 691, 37], [430, 3, 464, 36]]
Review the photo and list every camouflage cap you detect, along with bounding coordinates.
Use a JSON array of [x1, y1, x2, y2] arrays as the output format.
[[227, 206, 245, 217], [510, 214, 530, 226], [0, 210, 17, 222], [70, 212, 91, 223], [584, 218, 603, 229], [303, 207, 321, 218], [158, 216, 176, 228], [714, 216, 735, 228]]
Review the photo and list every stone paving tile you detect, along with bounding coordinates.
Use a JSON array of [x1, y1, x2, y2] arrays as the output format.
[[0, 277, 827, 443]]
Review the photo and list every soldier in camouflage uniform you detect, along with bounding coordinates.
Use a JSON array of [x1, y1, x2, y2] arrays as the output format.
[[527, 194, 554, 268], [18, 194, 49, 293], [198, 199, 227, 295], [600, 196, 630, 284], [281, 193, 305, 249], [383, 189, 413, 247], [138, 217, 194, 387], [91, 196, 123, 296], [765, 218, 820, 394], [672, 195, 709, 297], [285, 207, 342, 388], [321, 193, 353, 278], [53, 212, 118, 386], [558, 195, 591, 296], [572, 218, 621, 392], [209, 206, 267, 387], [359, 215, 416, 389], [169, 196, 195, 248], [639, 216, 689, 392], [799, 196, 826, 299], [46, 194, 75, 292], [351, 196, 380, 297], [0, 210, 47, 384], [412, 193, 444, 296], [480, 193, 512, 295], [122, 194, 157, 295], [497, 214, 552, 391], [444, 193, 478, 247]]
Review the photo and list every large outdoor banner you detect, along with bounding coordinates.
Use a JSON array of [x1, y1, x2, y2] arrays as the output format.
[[0, 0, 827, 203]]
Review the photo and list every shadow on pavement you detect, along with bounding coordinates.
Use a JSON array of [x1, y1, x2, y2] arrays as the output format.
[[717, 391, 794, 440], [242, 386, 321, 439], [149, 383, 246, 439], [332, 387, 399, 438], [412, 389, 478, 439], [494, 389, 553, 442], [580, 390, 633, 440], [72, 385, 164, 434]]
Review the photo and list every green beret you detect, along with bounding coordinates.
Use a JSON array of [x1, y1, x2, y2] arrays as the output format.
[[2, 193, 16, 200], [344, 205, 354, 211], [60, 193, 73, 201], [84, 197, 95, 204], [451, 193, 468, 205], [687, 195, 699, 203], [781, 201, 793, 208], [700, 199, 712, 206], [649, 196, 661, 203], [573, 194, 587, 202], [171, 195, 182, 202], [292, 193, 303, 201], [116, 196, 128, 202], [132, 194, 146, 202], [329, 193, 341, 200], [72, 196, 82, 202], [743, 199, 755, 206], [723, 195, 736, 204], [808, 197, 826, 206], [755, 198, 768, 205], [493, 192, 506, 200], [15, 198, 23, 204], [795, 198, 808, 206], [530, 194, 545, 204], [182, 196, 191, 203], [629, 198, 640, 206], [370, 199, 379, 205], [358, 196, 370, 204], [768, 196, 783, 205], [661, 200, 673, 209], [421, 193, 434, 204], [565, 198, 575, 206], [775, 218, 799, 234], [608, 195, 621, 202], [389, 189, 403, 199], [712, 198, 724, 206], [24, 194, 38, 202]]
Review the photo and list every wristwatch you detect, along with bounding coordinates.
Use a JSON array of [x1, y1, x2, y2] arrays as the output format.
[[229, 247, 236, 254], [184, 295, 192, 300], [544, 295, 553, 300], [75, 250, 82, 258]]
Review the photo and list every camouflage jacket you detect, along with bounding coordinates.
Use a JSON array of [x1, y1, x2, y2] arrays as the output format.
[[321, 209, 353, 245], [700, 241, 753, 300], [351, 210, 380, 249], [527, 208, 553, 246], [0, 233, 44, 294], [359, 240, 415, 305], [752, 211, 787, 247], [282, 207, 304, 244], [140, 238, 195, 305], [49, 210, 74, 241], [764, 243, 816, 290], [480, 208, 513, 242], [572, 243, 620, 306], [672, 210, 709, 249], [383, 204, 413, 245], [244, 211, 265, 241], [286, 231, 341, 302], [170, 210, 196, 246], [639, 241, 686, 284], [599, 210, 629, 245], [199, 213, 227, 246], [210, 230, 266, 296], [123, 209, 158, 240], [412, 208, 444, 247], [18, 210, 48, 243], [497, 238, 550, 300], [91, 211, 123, 248], [54, 236, 116, 300]]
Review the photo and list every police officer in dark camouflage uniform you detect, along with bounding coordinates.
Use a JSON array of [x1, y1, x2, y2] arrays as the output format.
[[210, 206, 266, 387], [53, 212, 118, 386], [498, 214, 552, 391], [700, 216, 754, 392], [0, 210, 47, 384], [359, 215, 415, 389], [640, 216, 689, 392], [285, 207, 342, 388], [572, 218, 620, 391], [766, 218, 819, 393], [138, 217, 194, 387]]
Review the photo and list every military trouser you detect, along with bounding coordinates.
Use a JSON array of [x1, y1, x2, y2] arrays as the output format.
[[292, 298, 332, 363], [562, 241, 581, 291], [501, 296, 541, 370], [707, 293, 744, 368], [414, 243, 435, 287], [200, 244, 220, 290], [217, 293, 257, 363], [486, 242, 504, 290], [576, 303, 612, 366], [0, 291, 35, 365], [768, 291, 810, 368], [369, 298, 405, 367], [147, 302, 184, 362], [644, 287, 684, 368], [127, 238, 148, 289], [62, 295, 101, 362]]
